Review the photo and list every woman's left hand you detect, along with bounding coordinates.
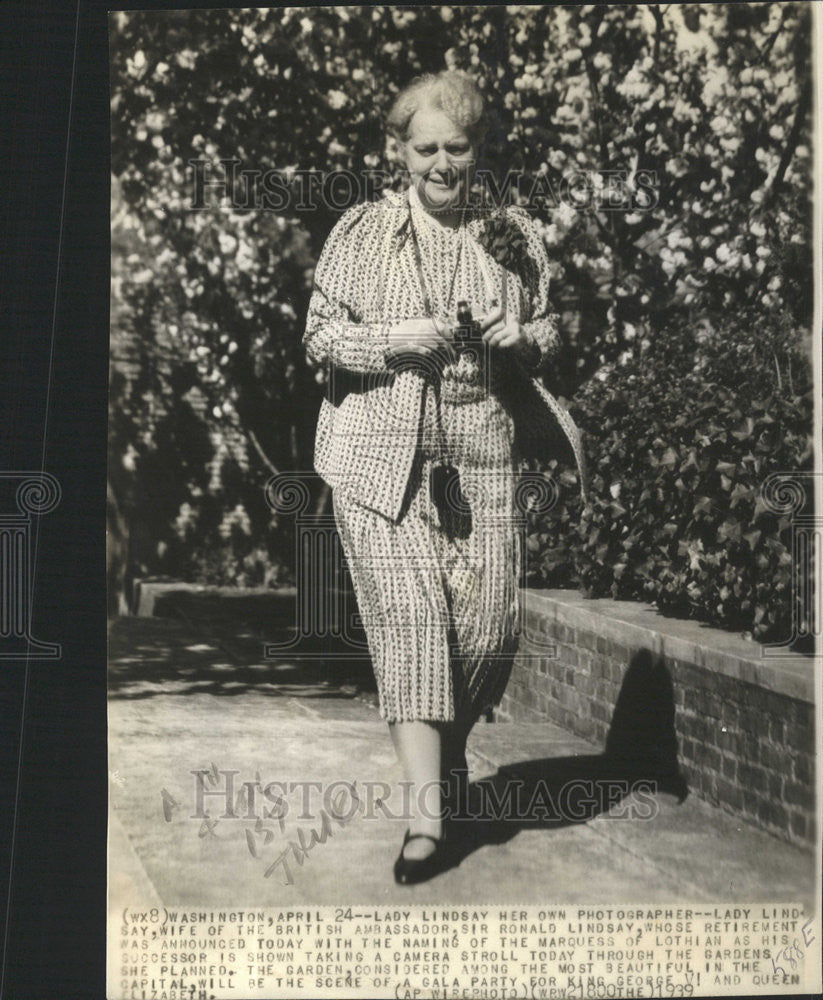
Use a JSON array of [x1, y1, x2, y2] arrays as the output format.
[[479, 304, 537, 361]]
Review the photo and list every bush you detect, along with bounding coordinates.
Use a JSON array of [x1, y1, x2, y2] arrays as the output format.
[[107, 5, 814, 620], [526, 315, 814, 644]]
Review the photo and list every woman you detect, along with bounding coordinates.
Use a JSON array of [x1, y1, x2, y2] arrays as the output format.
[[304, 70, 587, 883]]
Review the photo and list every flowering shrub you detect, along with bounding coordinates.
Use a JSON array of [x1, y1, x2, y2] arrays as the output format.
[[109, 4, 813, 632]]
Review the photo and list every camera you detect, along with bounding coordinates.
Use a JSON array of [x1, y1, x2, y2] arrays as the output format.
[[454, 299, 482, 346]]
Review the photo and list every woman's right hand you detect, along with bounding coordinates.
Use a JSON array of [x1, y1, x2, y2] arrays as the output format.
[[386, 318, 454, 359]]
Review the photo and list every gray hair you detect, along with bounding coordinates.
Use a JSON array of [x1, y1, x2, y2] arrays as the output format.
[[386, 70, 487, 143]]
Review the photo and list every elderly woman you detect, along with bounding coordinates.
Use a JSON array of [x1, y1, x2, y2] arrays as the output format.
[[304, 70, 586, 883]]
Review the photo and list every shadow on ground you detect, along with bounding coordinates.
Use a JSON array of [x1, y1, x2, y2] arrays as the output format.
[[441, 646, 690, 872], [447, 760, 687, 874], [107, 588, 376, 702]]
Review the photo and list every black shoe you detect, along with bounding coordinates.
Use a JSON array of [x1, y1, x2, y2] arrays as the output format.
[[393, 829, 451, 885]]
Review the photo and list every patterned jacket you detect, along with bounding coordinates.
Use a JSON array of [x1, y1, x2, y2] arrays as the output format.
[[303, 189, 588, 522]]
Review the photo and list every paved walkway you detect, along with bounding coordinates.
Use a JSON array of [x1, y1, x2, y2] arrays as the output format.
[[107, 613, 815, 908]]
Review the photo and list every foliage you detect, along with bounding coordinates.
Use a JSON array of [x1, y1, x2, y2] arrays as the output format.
[[108, 4, 813, 636], [526, 318, 814, 644]]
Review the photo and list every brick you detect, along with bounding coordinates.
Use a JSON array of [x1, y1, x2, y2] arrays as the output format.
[[793, 753, 813, 786], [716, 729, 741, 754], [681, 738, 695, 762], [757, 799, 789, 833], [768, 716, 785, 746], [699, 771, 718, 802], [705, 695, 724, 720], [544, 659, 564, 681], [511, 683, 532, 706], [737, 762, 767, 792], [714, 776, 744, 812], [758, 742, 788, 773], [524, 609, 544, 635], [676, 714, 695, 743], [531, 671, 550, 694], [679, 762, 699, 787], [743, 683, 778, 715], [595, 634, 609, 655], [789, 811, 807, 841], [610, 640, 632, 665], [693, 744, 722, 772], [785, 718, 815, 755], [566, 622, 579, 644], [739, 732, 761, 762], [540, 616, 559, 640], [737, 704, 760, 732], [576, 715, 596, 741], [685, 715, 711, 744], [577, 628, 597, 652], [605, 660, 622, 686], [766, 772, 783, 801], [784, 698, 813, 729], [676, 663, 701, 690], [718, 702, 740, 730], [557, 643, 580, 668], [783, 780, 814, 811], [742, 788, 762, 817], [685, 687, 723, 719], [696, 667, 722, 695], [573, 673, 593, 697], [591, 700, 609, 722]]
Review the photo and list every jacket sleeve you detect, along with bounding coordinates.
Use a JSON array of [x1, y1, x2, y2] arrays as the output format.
[[508, 207, 561, 371], [303, 201, 393, 374]]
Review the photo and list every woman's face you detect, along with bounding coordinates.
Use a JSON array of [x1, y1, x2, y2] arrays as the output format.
[[402, 106, 476, 214]]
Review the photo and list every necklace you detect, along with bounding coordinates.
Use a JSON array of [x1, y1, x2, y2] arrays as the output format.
[[407, 220, 462, 325]]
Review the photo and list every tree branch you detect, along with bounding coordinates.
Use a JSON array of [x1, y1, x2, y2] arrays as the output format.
[[247, 428, 280, 477], [763, 77, 811, 210]]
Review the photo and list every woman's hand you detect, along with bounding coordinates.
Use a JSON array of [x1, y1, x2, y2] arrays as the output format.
[[479, 304, 540, 366], [386, 317, 454, 359]]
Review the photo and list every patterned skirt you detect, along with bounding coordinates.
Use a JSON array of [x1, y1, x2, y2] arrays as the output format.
[[332, 380, 522, 723]]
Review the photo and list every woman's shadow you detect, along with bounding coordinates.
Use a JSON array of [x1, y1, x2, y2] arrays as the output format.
[[447, 648, 689, 861]]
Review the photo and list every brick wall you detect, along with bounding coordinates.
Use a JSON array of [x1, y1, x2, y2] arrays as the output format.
[[495, 590, 816, 846]]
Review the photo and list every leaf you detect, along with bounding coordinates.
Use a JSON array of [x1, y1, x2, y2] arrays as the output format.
[[729, 483, 755, 506], [743, 529, 762, 550], [717, 520, 742, 543]]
